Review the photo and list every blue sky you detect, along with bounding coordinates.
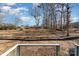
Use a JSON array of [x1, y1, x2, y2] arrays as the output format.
[[71, 3, 79, 22], [0, 3, 36, 26], [0, 3, 79, 26]]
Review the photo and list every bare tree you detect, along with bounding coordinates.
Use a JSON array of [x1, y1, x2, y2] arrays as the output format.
[[14, 17, 21, 26], [36, 3, 71, 35], [0, 13, 5, 25], [40, 3, 57, 30], [31, 4, 41, 27], [39, 3, 50, 29], [66, 3, 71, 36]]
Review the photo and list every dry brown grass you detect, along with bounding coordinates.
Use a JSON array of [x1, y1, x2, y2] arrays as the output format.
[[20, 46, 56, 56], [0, 29, 79, 56]]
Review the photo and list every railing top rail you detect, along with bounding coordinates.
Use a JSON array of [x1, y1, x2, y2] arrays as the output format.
[[75, 44, 79, 46], [17, 44, 60, 46]]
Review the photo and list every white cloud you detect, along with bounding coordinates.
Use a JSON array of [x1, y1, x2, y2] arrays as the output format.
[[15, 7, 29, 12], [33, 3, 40, 7], [20, 17, 31, 22], [9, 9, 18, 15], [1, 6, 17, 15], [1, 6, 11, 12], [0, 13, 5, 18], [1, 6, 29, 16], [0, 5, 29, 19], [71, 17, 79, 23], [5, 3, 16, 6], [73, 17, 78, 20]]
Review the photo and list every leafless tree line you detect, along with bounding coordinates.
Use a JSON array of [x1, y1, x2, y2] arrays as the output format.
[[31, 3, 71, 36]]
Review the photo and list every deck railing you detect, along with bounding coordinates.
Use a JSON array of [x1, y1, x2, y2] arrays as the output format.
[[75, 44, 79, 56], [1, 44, 60, 56]]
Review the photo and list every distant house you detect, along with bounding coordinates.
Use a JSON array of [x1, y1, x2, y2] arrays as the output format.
[[71, 22, 79, 28], [70, 22, 79, 32]]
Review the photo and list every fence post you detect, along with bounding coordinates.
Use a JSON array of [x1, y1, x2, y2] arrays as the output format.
[[16, 45, 20, 56], [75, 45, 79, 56], [56, 45, 60, 56]]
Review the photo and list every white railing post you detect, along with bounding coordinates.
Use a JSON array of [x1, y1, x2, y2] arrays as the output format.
[[56, 45, 60, 56], [16, 46, 20, 56], [75, 45, 79, 56]]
